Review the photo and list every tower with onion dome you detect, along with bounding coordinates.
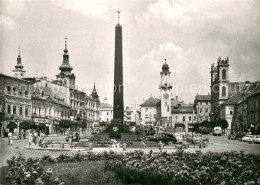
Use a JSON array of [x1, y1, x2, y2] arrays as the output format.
[[13, 47, 26, 78], [56, 38, 76, 89]]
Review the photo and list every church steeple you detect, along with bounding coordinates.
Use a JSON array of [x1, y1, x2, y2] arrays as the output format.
[[59, 37, 73, 73], [13, 46, 26, 78], [91, 82, 99, 100]]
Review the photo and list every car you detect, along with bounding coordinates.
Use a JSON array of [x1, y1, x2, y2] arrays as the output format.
[[173, 133, 186, 143], [213, 127, 222, 136], [242, 135, 254, 142], [65, 132, 80, 142], [254, 135, 260, 144], [248, 135, 257, 144]]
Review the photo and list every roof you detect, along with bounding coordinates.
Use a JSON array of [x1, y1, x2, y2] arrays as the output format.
[[0, 73, 34, 84], [100, 102, 113, 109], [247, 83, 260, 98], [195, 95, 211, 101], [224, 83, 258, 105], [171, 106, 193, 113], [140, 96, 160, 107]]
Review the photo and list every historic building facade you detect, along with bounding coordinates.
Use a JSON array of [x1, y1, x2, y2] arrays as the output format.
[[0, 73, 33, 137], [99, 98, 113, 123], [193, 95, 211, 122]]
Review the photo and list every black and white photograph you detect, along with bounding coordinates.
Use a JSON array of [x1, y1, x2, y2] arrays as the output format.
[[0, 0, 260, 184]]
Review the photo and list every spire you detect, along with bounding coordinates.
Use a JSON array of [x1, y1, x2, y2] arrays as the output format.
[[91, 81, 99, 100], [59, 37, 73, 72], [117, 10, 120, 24], [13, 46, 26, 77], [162, 58, 169, 72]]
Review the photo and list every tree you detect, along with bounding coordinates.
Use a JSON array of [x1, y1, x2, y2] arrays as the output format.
[[100, 121, 106, 127], [59, 120, 71, 134], [20, 121, 32, 130], [201, 120, 211, 128], [7, 121, 17, 133]]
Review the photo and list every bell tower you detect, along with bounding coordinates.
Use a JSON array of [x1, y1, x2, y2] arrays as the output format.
[[160, 59, 172, 126], [13, 47, 26, 78], [218, 56, 229, 104], [56, 38, 76, 89]]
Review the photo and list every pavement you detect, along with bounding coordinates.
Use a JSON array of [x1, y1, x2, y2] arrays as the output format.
[[1, 134, 260, 168]]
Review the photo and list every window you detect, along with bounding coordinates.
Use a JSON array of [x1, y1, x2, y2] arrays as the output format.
[[154, 114, 157, 119], [39, 108, 41, 115], [13, 106, 16, 114], [205, 109, 208, 113], [200, 109, 202, 113], [7, 105, 11, 113], [25, 108, 28, 116], [230, 111, 233, 115], [49, 109, 51, 116], [19, 107, 23, 115], [183, 116, 186, 122], [7, 86, 11, 92], [222, 69, 226, 80], [13, 87, 17, 92], [222, 86, 226, 97], [176, 116, 178, 120], [145, 114, 148, 119], [107, 112, 109, 115], [194, 116, 196, 120], [25, 91, 28, 95], [189, 116, 191, 121], [206, 102, 208, 105]]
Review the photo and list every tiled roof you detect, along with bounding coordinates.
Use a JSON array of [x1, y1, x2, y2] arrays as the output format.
[[196, 95, 211, 101], [171, 106, 193, 113], [140, 96, 160, 107], [100, 102, 113, 109]]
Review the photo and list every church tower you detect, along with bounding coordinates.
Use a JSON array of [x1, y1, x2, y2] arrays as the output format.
[[217, 56, 229, 104], [13, 47, 26, 78], [160, 59, 172, 126], [56, 38, 76, 89]]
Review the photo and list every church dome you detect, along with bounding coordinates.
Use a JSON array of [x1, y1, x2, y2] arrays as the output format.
[[162, 62, 169, 72], [59, 63, 73, 72]]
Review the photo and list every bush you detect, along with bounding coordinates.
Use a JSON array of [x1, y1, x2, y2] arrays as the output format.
[[106, 150, 260, 184]]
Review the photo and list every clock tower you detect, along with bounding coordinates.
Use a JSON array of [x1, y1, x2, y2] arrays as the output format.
[[159, 59, 172, 126]]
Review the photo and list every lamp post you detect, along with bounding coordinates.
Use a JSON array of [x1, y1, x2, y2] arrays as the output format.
[[14, 117, 20, 139]]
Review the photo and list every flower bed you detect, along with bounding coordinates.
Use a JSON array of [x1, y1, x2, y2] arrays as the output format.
[[5, 150, 260, 184], [105, 150, 260, 184]]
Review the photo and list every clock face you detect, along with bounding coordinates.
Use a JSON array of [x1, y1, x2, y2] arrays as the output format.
[[163, 93, 169, 99]]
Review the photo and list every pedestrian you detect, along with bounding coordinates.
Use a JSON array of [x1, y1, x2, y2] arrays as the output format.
[[39, 131, 44, 147], [33, 131, 38, 146], [28, 131, 33, 147], [8, 131, 13, 145], [41, 132, 46, 148]]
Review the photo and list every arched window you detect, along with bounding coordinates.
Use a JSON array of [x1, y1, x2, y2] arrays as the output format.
[[222, 86, 226, 97], [222, 69, 226, 80]]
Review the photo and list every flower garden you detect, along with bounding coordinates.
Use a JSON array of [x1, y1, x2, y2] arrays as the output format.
[[4, 150, 260, 185]]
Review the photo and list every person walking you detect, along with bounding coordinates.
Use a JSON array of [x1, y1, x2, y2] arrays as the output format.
[[28, 131, 33, 147], [33, 131, 38, 146], [8, 131, 13, 145]]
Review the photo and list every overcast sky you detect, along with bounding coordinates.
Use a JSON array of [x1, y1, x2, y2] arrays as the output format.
[[0, 0, 259, 107]]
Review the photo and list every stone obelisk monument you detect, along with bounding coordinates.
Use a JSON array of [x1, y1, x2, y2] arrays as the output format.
[[113, 11, 124, 126]]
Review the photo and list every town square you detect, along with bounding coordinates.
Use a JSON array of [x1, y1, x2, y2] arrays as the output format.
[[0, 0, 260, 184]]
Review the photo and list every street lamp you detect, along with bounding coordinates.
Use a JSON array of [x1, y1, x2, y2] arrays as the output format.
[[14, 117, 20, 139]]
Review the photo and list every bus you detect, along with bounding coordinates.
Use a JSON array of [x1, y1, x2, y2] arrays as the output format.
[[213, 126, 222, 136]]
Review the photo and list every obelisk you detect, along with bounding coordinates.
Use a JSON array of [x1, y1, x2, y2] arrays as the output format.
[[113, 11, 124, 126]]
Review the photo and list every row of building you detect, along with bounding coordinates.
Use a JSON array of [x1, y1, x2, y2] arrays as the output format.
[[99, 57, 259, 135], [0, 41, 100, 136]]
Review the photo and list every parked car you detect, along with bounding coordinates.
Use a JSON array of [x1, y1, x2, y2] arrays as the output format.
[[237, 133, 247, 141], [213, 127, 222, 136], [248, 135, 257, 144], [242, 135, 254, 142], [173, 132, 186, 143], [65, 132, 80, 142], [254, 135, 260, 144]]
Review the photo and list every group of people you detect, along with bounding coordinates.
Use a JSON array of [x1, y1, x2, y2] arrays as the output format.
[[28, 131, 47, 147]]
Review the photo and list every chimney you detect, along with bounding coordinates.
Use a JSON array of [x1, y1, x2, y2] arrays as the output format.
[[104, 97, 107, 103], [175, 96, 178, 100]]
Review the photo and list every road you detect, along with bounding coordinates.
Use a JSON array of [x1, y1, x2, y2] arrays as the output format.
[[0, 134, 259, 168]]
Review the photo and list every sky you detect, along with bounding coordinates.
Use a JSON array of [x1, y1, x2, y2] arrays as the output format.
[[0, 0, 259, 107]]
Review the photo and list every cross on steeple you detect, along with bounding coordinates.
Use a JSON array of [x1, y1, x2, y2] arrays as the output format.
[[18, 46, 20, 56], [117, 10, 120, 24], [65, 37, 67, 50]]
